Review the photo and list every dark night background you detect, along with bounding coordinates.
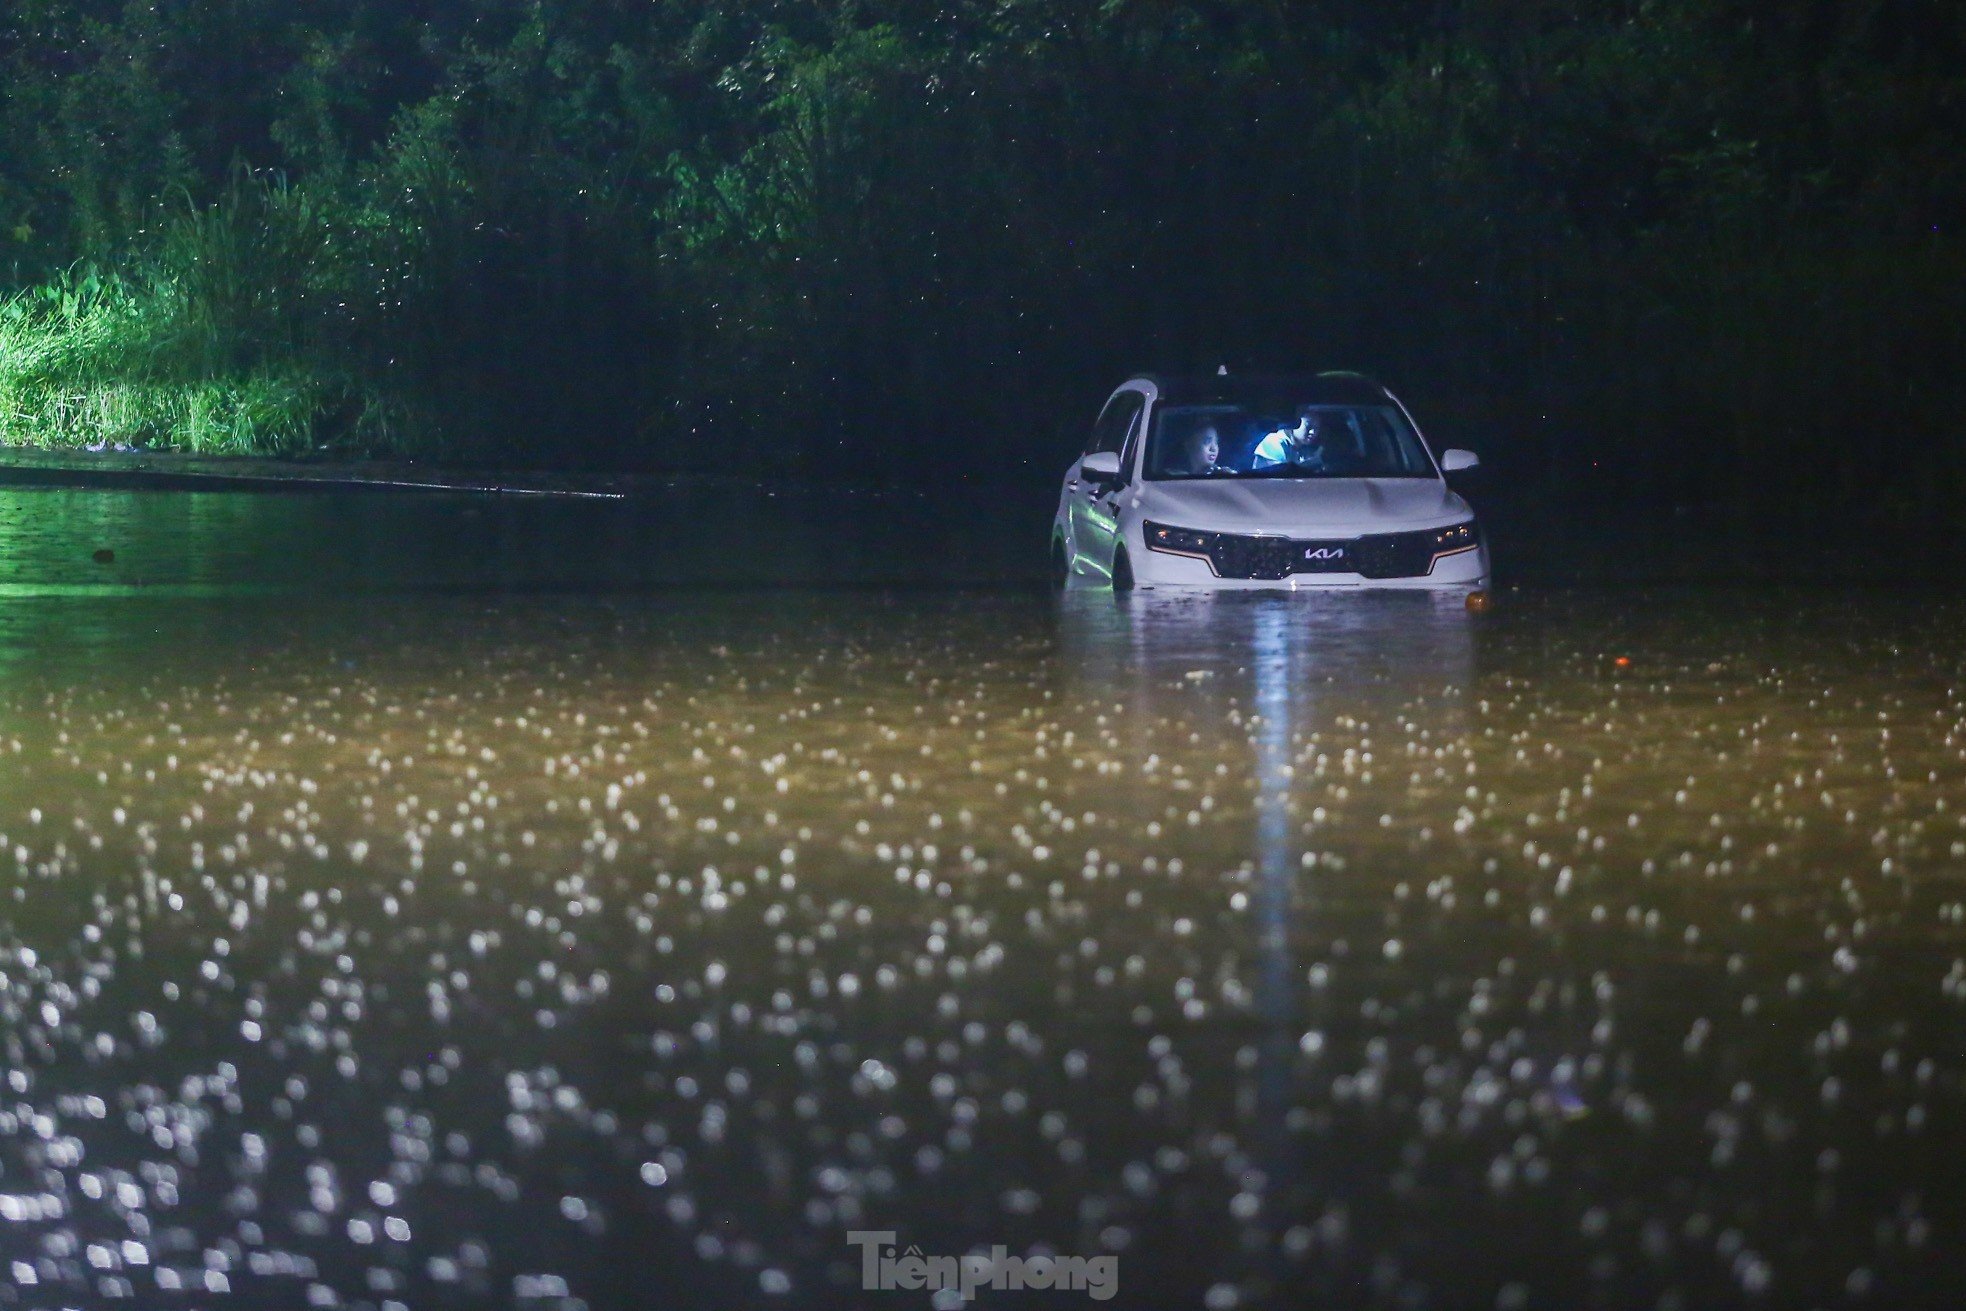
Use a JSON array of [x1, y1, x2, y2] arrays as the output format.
[[3, 0, 1965, 545]]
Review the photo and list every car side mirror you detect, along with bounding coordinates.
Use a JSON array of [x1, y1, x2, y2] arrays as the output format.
[[1439, 449, 1480, 473], [1080, 451, 1122, 480]]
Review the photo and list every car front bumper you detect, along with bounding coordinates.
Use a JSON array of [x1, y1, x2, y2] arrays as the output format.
[[1132, 539, 1489, 591]]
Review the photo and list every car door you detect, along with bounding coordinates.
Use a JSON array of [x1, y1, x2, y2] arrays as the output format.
[[1071, 390, 1144, 574], [1085, 395, 1147, 567]]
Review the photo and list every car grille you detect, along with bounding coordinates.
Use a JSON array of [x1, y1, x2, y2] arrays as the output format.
[[1349, 531, 1441, 579], [1199, 528, 1443, 581]]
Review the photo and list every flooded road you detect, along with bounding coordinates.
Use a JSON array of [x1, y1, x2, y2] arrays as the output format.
[[1, 489, 1964, 1309]]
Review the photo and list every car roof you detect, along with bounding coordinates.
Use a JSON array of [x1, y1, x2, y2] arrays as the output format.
[[1129, 372, 1394, 407]]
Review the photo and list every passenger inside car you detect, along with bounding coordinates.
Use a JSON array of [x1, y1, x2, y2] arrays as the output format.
[[1251, 410, 1333, 470]]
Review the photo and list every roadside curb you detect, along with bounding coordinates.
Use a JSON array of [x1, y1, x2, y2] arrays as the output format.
[[0, 448, 628, 498]]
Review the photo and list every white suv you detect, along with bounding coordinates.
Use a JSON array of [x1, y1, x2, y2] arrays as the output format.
[[1051, 373, 1489, 591]]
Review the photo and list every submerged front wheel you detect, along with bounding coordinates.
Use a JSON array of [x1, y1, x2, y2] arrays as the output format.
[[1111, 547, 1135, 593], [1049, 537, 1069, 589]]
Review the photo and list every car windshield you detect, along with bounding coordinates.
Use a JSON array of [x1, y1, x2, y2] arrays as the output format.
[[1145, 403, 1436, 480]]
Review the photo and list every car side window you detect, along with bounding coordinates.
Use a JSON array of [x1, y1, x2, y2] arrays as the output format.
[[1116, 401, 1148, 479], [1085, 392, 1144, 458]]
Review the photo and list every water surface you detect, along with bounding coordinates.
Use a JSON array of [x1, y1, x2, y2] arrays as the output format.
[[0, 488, 1962, 1310]]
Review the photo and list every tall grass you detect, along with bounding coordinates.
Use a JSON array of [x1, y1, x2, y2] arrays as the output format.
[[0, 178, 402, 456]]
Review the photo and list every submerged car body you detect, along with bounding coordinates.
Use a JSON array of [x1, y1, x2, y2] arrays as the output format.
[[1051, 373, 1490, 591]]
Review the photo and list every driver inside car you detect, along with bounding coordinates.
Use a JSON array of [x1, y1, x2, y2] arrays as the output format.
[[1176, 423, 1222, 476]]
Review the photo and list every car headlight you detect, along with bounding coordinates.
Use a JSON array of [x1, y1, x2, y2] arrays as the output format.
[[1431, 521, 1480, 555], [1144, 521, 1217, 556]]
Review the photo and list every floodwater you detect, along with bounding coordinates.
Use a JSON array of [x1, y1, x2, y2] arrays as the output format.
[[1, 487, 1964, 1311]]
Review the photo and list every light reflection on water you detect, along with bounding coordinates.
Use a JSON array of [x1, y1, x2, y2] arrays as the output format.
[[0, 490, 1962, 1309], [1062, 591, 1481, 1305]]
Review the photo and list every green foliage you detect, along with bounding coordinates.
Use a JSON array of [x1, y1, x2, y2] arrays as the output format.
[[0, 0, 1962, 518], [0, 272, 318, 453], [0, 178, 398, 454], [0, 254, 389, 453]]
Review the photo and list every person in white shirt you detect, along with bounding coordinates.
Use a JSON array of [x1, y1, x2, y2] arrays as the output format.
[[1250, 410, 1333, 471]]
